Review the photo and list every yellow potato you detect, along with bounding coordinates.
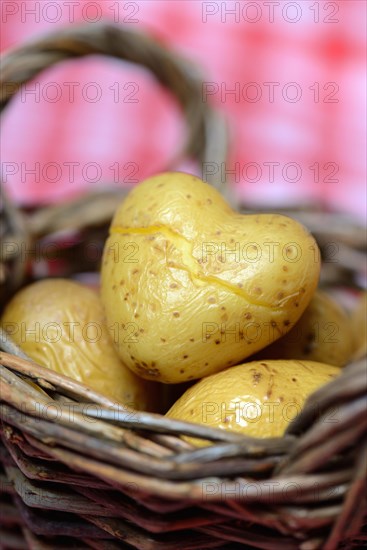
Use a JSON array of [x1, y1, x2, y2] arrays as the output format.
[[166, 359, 341, 443], [351, 291, 367, 360], [253, 290, 353, 366], [1, 279, 157, 410], [101, 172, 320, 383]]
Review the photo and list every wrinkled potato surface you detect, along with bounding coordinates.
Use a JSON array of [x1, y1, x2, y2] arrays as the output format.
[[101, 172, 320, 383], [1, 279, 156, 410], [253, 290, 353, 366], [166, 359, 341, 442]]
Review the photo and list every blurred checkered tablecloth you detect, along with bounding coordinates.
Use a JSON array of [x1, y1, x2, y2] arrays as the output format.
[[1, 0, 366, 221]]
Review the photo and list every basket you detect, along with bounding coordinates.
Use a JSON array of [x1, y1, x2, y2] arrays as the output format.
[[1, 23, 366, 550]]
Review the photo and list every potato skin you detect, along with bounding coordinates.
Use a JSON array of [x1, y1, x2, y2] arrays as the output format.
[[166, 359, 341, 442], [1, 279, 157, 410], [101, 172, 320, 383], [252, 290, 354, 367]]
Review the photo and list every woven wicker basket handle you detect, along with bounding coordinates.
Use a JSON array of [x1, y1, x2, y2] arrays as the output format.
[[0, 23, 229, 302], [0, 22, 228, 189]]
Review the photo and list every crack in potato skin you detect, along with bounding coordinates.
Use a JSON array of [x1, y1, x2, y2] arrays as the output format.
[[101, 172, 321, 383], [110, 224, 288, 310]]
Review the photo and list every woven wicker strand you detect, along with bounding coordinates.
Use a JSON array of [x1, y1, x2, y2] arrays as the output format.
[[1, 327, 366, 550], [1, 22, 367, 550]]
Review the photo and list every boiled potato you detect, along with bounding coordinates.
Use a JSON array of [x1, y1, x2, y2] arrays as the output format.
[[101, 172, 320, 383], [252, 290, 353, 366], [166, 359, 341, 442], [351, 291, 367, 360], [1, 279, 157, 410]]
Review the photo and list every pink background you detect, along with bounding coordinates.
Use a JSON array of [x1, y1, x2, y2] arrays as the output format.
[[1, 0, 366, 221]]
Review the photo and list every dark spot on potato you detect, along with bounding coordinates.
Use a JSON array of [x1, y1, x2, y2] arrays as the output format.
[[292, 377, 297, 382], [260, 362, 270, 372], [205, 362, 209, 366], [180, 368, 185, 374], [157, 183, 165, 187], [186, 194, 191, 199], [230, 238, 235, 243], [189, 337, 194, 342], [139, 329, 144, 333], [245, 313, 252, 320], [282, 266, 288, 272], [279, 396, 284, 402], [147, 368, 160, 377], [252, 371, 262, 383], [188, 375, 194, 380], [223, 417, 230, 424], [295, 302, 299, 307], [190, 409, 194, 415], [173, 312, 180, 318], [254, 287, 262, 294], [142, 361, 148, 367], [134, 313, 139, 319], [170, 283, 178, 289], [215, 339, 220, 345], [208, 297, 216, 303], [161, 337, 166, 343], [207, 199, 213, 205], [277, 292, 284, 299], [120, 279, 125, 285], [151, 362, 156, 367], [112, 284, 117, 290], [221, 314, 228, 322], [283, 320, 290, 326], [221, 306, 226, 311], [183, 355, 188, 359], [238, 283, 243, 288], [132, 269, 139, 275]]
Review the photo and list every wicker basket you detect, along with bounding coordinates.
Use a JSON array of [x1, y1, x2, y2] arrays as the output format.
[[1, 23, 366, 550]]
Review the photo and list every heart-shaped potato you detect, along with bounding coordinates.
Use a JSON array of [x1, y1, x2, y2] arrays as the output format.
[[101, 172, 320, 383]]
